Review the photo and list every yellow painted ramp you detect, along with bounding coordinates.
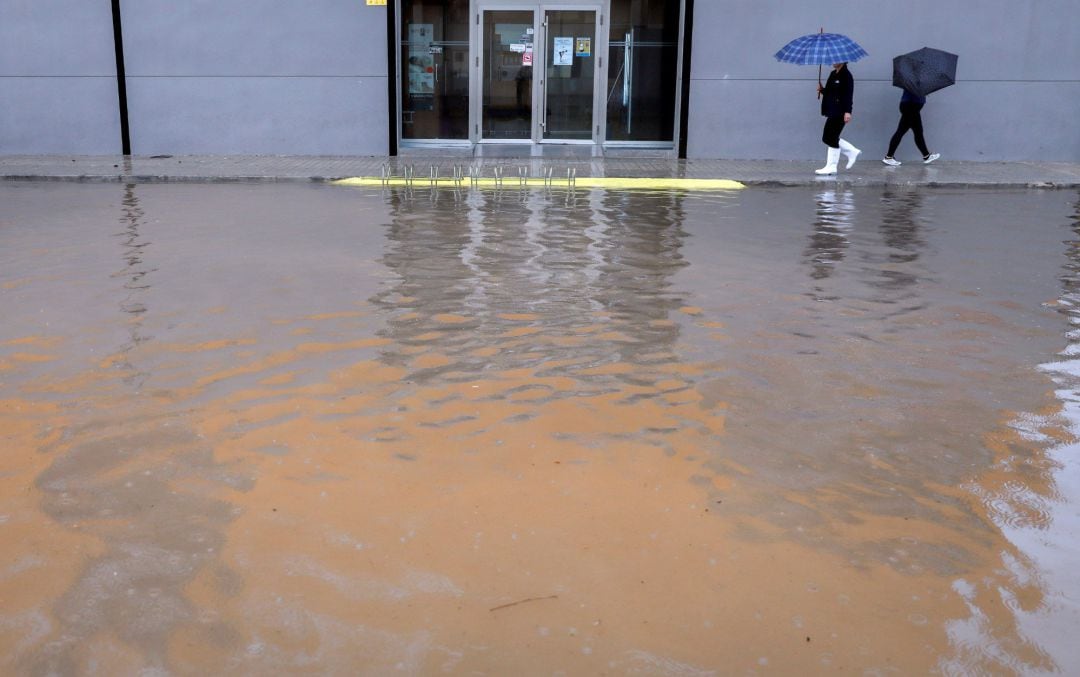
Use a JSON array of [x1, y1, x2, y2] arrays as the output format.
[[330, 176, 744, 191]]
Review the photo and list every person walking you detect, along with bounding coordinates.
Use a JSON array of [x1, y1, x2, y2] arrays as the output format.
[[882, 89, 940, 166], [815, 62, 861, 175]]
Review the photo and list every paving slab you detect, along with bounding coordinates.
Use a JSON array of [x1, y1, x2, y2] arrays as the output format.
[[1, 154, 1078, 188]]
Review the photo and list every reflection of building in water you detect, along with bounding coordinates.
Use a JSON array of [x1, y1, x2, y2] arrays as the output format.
[[370, 189, 477, 376], [804, 188, 853, 283], [369, 188, 689, 395], [591, 190, 689, 368], [113, 183, 155, 388]]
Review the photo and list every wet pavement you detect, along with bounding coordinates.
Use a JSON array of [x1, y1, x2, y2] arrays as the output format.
[[1, 154, 1079, 188], [2, 181, 1080, 674]]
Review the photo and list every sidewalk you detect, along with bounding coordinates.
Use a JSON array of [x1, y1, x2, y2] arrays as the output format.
[[2, 154, 1078, 188]]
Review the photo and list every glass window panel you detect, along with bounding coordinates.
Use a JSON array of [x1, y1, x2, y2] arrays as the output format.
[[606, 0, 680, 142], [401, 0, 470, 140]]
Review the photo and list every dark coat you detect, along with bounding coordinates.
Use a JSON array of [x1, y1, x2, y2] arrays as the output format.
[[820, 66, 854, 118]]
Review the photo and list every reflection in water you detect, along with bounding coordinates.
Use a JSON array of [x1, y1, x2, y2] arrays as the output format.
[[861, 186, 931, 329], [112, 183, 154, 388], [807, 187, 855, 317], [24, 185, 255, 674], [708, 189, 1062, 588], [365, 187, 705, 465], [878, 186, 925, 265], [933, 197, 1080, 674], [805, 188, 853, 291], [952, 194, 1080, 674], [371, 188, 690, 397], [3, 183, 1080, 673], [873, 186, 925, 289]]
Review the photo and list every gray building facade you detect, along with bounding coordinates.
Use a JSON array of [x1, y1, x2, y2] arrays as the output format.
[[2, 0, 1078, 161]]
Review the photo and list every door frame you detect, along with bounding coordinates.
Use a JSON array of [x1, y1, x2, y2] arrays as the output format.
[[470, 0, 607, 145], [393, 0, 688, 153], [472, 3, 541, 144], [537, 3, 604, 144]]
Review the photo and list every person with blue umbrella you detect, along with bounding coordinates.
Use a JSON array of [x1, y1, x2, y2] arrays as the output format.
[[775, 31, 868, 175], [816, 61, 861, 174]]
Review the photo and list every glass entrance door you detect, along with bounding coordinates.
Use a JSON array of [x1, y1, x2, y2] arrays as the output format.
[[480, 9, 536, 141], [403, 1, 681, 148], [477, 4, 600, 144], [541, 9, 598, 141]]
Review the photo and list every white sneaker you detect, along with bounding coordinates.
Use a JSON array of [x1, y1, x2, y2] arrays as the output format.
[[923, 153, 940, 164], [882, 157, 901, 166]]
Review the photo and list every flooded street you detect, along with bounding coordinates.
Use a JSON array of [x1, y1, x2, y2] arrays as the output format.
[[2, 181, 1079, 675]]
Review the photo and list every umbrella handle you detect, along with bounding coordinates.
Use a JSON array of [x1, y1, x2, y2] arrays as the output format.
[[816, 28, 824, 99]]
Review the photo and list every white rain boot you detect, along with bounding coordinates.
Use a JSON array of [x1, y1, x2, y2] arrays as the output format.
[[838, 138, 861, 169], [815, 147, 841, 175]]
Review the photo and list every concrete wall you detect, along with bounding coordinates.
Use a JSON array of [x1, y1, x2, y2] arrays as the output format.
[[687, 0, 1080, 161], [120, 1, 388, 155], [3, 1, 1076, 161], [0, 1, 120, 154]]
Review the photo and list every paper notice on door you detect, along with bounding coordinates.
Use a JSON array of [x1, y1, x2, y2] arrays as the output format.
[[407, 24, 435, 95], [575, 37, 591, 57], [509, 43, 526, 53], [522, 46, 533, 66], [553, 37, 573, 65]]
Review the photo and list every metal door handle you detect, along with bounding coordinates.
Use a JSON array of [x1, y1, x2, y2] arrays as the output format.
[[540, 78, 546, 130], [540, 16, 548, 132]]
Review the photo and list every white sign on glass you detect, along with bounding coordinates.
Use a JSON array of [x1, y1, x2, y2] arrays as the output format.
[[553, 37, 573, 66]]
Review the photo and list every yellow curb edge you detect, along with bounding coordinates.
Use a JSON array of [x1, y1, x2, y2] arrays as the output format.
[[330, 176, 745, 191]]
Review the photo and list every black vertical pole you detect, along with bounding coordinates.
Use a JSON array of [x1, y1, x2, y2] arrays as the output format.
[[386, 1, 398, 157], [678, 0, 694, 159], [111, 0, 131, 155]]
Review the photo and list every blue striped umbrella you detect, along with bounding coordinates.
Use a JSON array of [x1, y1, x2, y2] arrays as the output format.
[[774, 32, 868, 66], [775, 30, 868, 96]]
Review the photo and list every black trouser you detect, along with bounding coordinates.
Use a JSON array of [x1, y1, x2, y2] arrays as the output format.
[[822, 115, 845, 148], [887, 101, 929, 157]]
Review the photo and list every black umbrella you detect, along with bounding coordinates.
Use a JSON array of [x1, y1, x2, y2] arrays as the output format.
[[892, 47, 958, 97]]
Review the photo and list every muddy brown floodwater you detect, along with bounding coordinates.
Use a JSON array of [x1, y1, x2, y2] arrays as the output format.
[[1, 182, 1079, 675]]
